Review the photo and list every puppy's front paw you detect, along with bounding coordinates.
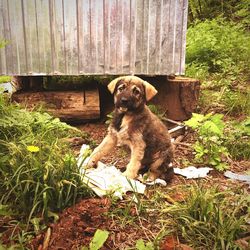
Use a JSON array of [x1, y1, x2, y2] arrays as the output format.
[[122, 169, 138, 179], [82, 157, 97, 169], [146, 172, 158, 181]]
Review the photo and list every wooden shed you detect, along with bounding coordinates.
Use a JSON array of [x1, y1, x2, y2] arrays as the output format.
[[0, 0, 188, 76], [0, 0, 199, 122]]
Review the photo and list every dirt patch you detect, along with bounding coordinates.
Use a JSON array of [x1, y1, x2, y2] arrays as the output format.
[[29, 196, 161, 250], [1, 122, 249, 249], [29, 198, 112, 249]]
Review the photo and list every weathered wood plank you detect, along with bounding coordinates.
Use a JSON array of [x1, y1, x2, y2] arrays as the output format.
[[77, 0, 85, 73], [0, 0, 7, 74], [109, 0, 117, 74], [1, 0, 12, 74], [12, 89, 100, 121], [0, 0, 188, 76], [174, 0, 183, 75], [129, 0, 136, 75], [117, 0, 124, 73], [148, 0, 157, 74], [141, 0, 149, 73], [161, 0, 171, 73], [180, 0, 188, 74], [155, 0, 163, 74], [63, 0, 78, 75], [95, 0, 104, 73], [36, 0, 51, 74], [22, 0, 40, 73], [135, 0, 143, 73]]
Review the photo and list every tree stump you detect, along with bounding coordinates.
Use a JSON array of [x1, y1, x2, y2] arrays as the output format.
[[150, 76, 200, 121]]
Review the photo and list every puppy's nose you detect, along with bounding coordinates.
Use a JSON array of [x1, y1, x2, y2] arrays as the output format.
[[121, 97, 128, 104]]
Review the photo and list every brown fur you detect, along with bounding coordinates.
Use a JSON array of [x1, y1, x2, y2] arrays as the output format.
[[88, 76, 174, 181]]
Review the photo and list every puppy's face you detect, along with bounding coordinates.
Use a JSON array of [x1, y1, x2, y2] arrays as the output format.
[[114, 80, 146, 113], [108, 76, 158, 113]]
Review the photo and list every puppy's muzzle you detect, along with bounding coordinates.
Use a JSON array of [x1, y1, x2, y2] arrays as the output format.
[[121, 97, 128, 105]]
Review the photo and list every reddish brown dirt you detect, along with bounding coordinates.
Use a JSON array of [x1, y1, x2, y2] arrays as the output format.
[[28, 196, 162, 250], [1, 122, 249, 250]]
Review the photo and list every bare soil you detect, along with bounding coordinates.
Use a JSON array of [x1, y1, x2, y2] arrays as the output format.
[[1, 122, 249, 250]]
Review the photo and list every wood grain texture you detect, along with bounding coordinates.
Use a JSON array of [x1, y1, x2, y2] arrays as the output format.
[[0, 0, 188, 76], [12, 89, 100, 121]]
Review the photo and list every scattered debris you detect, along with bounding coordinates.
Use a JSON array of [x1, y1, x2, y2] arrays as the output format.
[[224, 171, 250, 186], [0, 82, 14, 93], [77, 144, 169, 198], [81, 162, 146, 199], [77, 145, 215, 197], [174, 166, 213, 179], [168, 125, 186, 138], [42, 227, 51, 250]]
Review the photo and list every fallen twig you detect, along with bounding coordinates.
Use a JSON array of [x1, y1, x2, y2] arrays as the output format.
[[42, 227, 51, 250], [163, 117, 183, 126]]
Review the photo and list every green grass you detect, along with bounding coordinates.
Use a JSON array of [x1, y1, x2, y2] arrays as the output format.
[[225, 117, 250, 160], [160, 184, 250, 250], [103, 183, 250, 249], [0, 76, 11, 84], [185, 17, 250, 115], [0, 94, 92, 225]]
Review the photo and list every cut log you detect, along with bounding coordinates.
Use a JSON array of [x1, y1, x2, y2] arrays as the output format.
[[150, 76, 200, 121], [12, 89, 100, 122], [166, 77, 200, 120]]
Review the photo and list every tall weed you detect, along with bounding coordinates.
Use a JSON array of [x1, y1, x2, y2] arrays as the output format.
[[225, 117, 250, 160], [185, 113, 229, 171], [186, 18, 250, 81], [162, 184, 250, 249], [0, 95, 91, 222]]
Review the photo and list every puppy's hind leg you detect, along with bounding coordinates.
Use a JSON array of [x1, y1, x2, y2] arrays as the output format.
[[148, 159, 174, 182], [87, 133, 117, 167]]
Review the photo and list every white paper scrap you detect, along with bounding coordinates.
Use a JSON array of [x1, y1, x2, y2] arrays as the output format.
[[80, 163, 146, 199], [224, 171, 250, 185], [174, 166, 213, 179], [76, 144, 168, 199]]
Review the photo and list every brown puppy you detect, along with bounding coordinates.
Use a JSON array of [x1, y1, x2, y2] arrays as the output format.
[[88, 76, 174, 181]]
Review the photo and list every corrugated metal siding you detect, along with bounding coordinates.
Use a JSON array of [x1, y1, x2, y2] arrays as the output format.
[[0, 0, 188, 76]]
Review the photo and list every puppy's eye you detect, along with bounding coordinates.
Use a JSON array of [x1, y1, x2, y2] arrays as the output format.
[[118, 85, 125, 92], [133, 87, 140, 95]]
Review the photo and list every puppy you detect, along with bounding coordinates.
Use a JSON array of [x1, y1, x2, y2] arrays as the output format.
[[88, 76, 174, 181]]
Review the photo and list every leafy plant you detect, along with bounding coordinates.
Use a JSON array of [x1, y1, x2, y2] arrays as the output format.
[[186, 18, 250, 78], [0, 39, 8, 49], [222, 88, 250, 116], [0, 76, 11, 84], [0, 244, 20, 250], [0, 94, 92, 224], [135, 239, 154, 250], [225, 117, 250, 160], [185, 113, 229, 171], [81, 229, 109, 250], [162, 184, 250, 250], [185, 17, 250, 114], [188, 0, 250, 29]]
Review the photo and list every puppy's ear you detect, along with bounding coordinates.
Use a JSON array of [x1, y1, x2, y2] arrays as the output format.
[[142, 81, 158, 101], [108, 77, 124, 94]]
